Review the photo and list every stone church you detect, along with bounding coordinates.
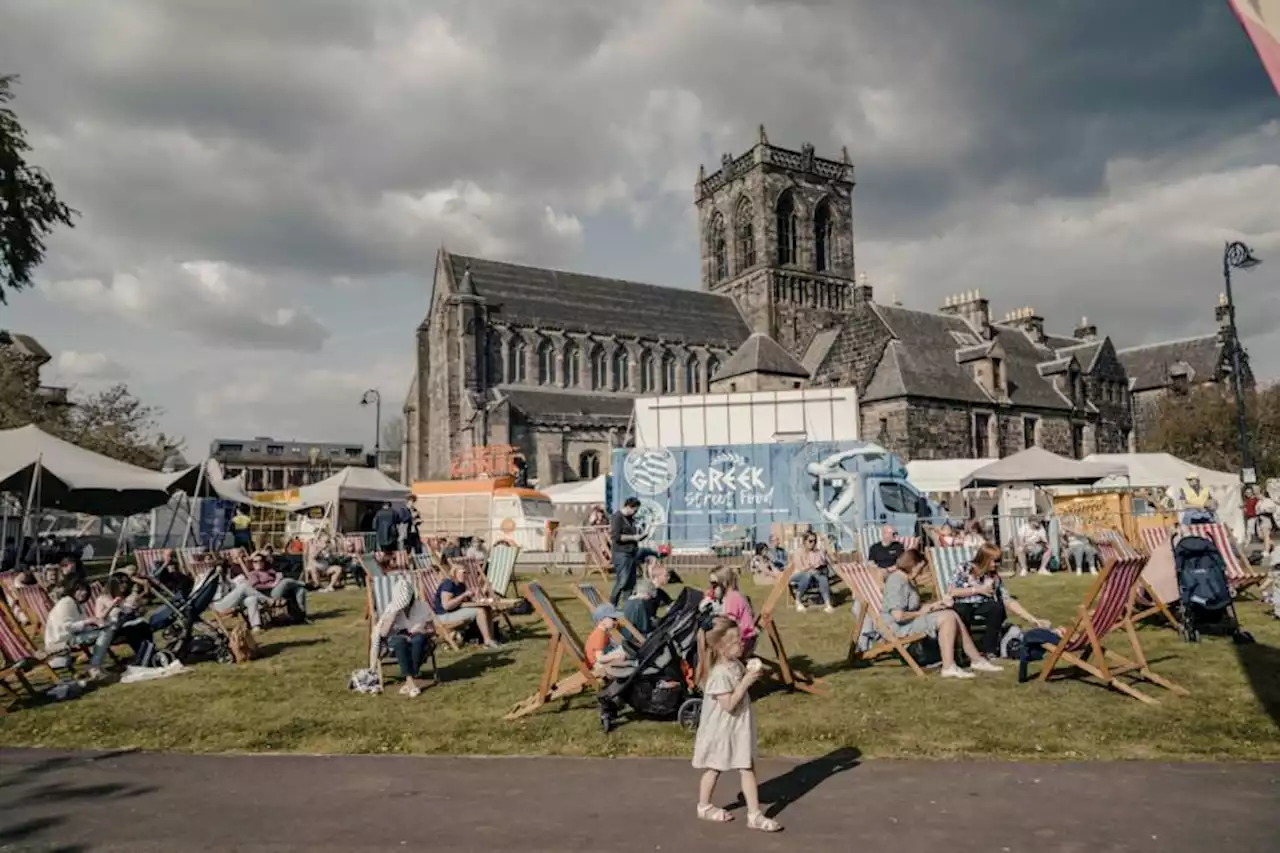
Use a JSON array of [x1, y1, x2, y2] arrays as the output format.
[[405, 127, 1247, 485]]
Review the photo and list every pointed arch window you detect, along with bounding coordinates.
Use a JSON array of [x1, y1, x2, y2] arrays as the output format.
[[814, 198, 833, 272], [590, 344, 607, 390], [536, 338, 555, 385], [612, 348, 629, 391], [776, 190, 797, 265], [706, 355, 721, 385], [661, 352, 677, 394], [487, 335, 503, 385], [578, 450, 601, 479], [710, 213, 728, 282], [563, 340, 581, 388], [735, 197, 755, 269], [640, 349, 655, 393], [508, 338, 527, 383], [685, 354, 702, 393]]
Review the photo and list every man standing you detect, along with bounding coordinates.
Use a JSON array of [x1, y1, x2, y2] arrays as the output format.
[[866, 524, 903, 569], [609, 497, 647, 606], [230, 506, 253, 551], [373, 502, 399, 553], [1176, 473, 1216, 525]]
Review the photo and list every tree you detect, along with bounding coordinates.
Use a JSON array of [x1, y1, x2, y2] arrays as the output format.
[[1, 74, 78, 304], [381, 415, 406, 453], [1139, 383, 1280, 479]]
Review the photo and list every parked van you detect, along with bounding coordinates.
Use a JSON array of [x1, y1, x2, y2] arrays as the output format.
[[411, 476, 557, 551]]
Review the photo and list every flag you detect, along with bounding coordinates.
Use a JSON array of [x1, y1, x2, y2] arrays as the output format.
[[1228, 0, 1280, 94]]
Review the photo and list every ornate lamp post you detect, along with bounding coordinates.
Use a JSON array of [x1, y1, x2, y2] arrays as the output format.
[[1222, 240, 1262, 481], [360, 389, 382, 467]]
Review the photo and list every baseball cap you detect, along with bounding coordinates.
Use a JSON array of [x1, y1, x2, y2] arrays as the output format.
[[591, 603, 622, 625]]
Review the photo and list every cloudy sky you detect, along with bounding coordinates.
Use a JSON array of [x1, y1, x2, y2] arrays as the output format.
[[2, 0, 1277, 460]]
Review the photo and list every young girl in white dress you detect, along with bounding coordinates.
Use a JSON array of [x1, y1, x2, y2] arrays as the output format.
[[692, 616, 781, 832]]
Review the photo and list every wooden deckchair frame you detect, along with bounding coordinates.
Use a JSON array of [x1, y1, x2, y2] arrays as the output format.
[[572, 581, 644, 646], [580, 528, 612, 583], [0, 597, 59, 711], [833, 562, 926, 676], [752, 562, 823, 694], [506, 582, 600, 720], [1132, 526, 1182, 631], [1035, 539, 1188, 704], [409, 569, 470, 652], [1182, 522, 1267, 595]]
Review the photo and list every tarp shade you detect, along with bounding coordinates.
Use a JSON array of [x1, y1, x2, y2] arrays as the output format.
[[286, 466, 412, 510], [0, 424, 197, 516], [960, 447, 1126, 489]]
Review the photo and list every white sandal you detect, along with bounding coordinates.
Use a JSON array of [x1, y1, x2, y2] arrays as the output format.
[[748, 811, 782, 832], [696, 804, 733, 823]]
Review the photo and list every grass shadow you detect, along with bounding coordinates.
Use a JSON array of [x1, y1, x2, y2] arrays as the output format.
[[255, 637, 330, 660], [1235, 641, 1280, 728], [727, 746, 862, 818], [437, 649, 518, 683], [19, 780, 159, 804]]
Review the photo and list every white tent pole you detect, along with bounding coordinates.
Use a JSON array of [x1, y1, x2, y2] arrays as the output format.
[[180, 460, 208, 549], [18, 454, 42, 568], [108, 514, 129, 572]]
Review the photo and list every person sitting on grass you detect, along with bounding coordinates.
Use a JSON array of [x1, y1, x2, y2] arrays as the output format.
[[949, 542, 1049, 659], [791, 532, 834, 613], [704, 567, 757, 656], [374, 578, 435, 698], [151, 549, 194, 600], [433, 563, 500, 648], [94, 573, 143, 624], [882, 549, 1002, 679]]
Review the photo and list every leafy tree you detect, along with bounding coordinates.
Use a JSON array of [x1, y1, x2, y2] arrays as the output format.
[[1139, 383, 1280, 479], [1, 74, 77, 304]]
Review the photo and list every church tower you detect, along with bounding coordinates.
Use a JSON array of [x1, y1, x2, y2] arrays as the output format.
[[695, 126, 860, 358]]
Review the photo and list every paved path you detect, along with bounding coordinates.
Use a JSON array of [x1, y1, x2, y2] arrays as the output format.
[[1, 749, 1276, 852]]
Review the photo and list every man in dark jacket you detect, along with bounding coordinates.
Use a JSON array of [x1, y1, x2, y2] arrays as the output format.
[[609, 498, 647, 606]]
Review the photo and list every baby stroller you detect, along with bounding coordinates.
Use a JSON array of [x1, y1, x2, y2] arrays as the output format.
[[144, 567, 235, 665], [597, 587, 712, 733], [1173, 533, 1253, 644]]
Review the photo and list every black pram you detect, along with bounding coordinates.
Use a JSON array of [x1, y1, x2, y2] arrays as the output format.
[[598, 587, 712, 732], [144, 568, 234, 665], [1174, 534, 1252, 644]]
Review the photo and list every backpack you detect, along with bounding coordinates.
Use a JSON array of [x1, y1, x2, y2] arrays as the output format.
[[226, 618, 261, 663], [1173, 536, 1232, 612]]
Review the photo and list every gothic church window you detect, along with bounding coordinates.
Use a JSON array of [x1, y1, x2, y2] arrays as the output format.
[[640, 349, 655, 393], [508, 338, 527, 383], [685, 355, 702, 393], [735, 197, 755, 269], [814, 198, 833, 272], [706, 355, 721, 384], [563, 341, 581, 388], [612, 348, 629, 391], [590, 345, 607, 390], [537, 338, 555, 385], [710, 213, 728, 282], [661, 352, 677, 394], [776, 190, 798, 266], [578, 450, 601, 479], [487, 336, 503, 385]]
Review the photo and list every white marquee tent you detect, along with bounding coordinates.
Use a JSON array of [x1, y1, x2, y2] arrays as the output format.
[[1087, 452, 1245, 541], [541, 475, 606, 506], [286, 466, 412, 511], [905, 459, 991, 495]]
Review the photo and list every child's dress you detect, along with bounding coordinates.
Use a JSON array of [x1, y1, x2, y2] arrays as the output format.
[[692, 661, 757, 771]]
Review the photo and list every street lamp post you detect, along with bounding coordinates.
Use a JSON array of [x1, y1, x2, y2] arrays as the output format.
[[1222, 240, 1262, 482], [360, 389, 382, 468]]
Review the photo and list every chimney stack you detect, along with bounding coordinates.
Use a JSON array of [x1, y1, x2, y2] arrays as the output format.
[[852, 271, 874, 304], [1073, 315, 1097, 341], [939, 290, 991, 338], [1002, 305, 1046, 344]]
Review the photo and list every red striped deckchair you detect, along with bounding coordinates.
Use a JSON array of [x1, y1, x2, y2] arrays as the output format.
[[133, 548, 167, 576], [900, 536, 922, 553], [1034, 537, 1187, 704], [0, 598, 59, 709], [409, 570, 467, 651], [833, 561, 926, 676], [1182, 522, 1265, 594], [13, 586, 54, 636], [1134, 527, 1181, 630]]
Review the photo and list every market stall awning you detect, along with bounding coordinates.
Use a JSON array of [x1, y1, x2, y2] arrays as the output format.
[[960, 447, 1126, 489], [0, 424, 197, 516], [286, 466, 412, 510]]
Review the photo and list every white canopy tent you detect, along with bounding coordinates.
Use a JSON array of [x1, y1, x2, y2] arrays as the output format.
[[905, 459, 991, 495], [541, 475, 606, 506], [1087, 452, 1246, 541], [960, 447, 1126, 489], [285, 466, 412, 511]]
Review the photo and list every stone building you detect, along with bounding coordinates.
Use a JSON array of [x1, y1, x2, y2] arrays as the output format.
[[1117, 293, 1253, 446], [406, 131, 1241, 484]]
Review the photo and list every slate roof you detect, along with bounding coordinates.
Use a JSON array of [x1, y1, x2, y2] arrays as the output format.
[[499, 388, 634, 427], [446, 253, 751, 349], [859, 305, 1080, 410], [1116, 335, 1222, 392], [713, 332, 810, 382]]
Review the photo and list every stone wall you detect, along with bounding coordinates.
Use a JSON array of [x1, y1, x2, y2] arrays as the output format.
[[860, 400, 909, 457], [816, 300, 891, 390], [905, 403, 974, 461], [1083, 340, 1133, 454]]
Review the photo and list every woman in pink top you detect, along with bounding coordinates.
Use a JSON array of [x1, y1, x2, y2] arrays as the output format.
[[706, 567, 757, 655]]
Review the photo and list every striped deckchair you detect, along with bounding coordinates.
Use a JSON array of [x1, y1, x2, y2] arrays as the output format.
[[506, 581, 601, 720], [1134, 527, 1181, 630], [359, 553, 385, 580], [486, 543, 521, 599], [366, 573, 438, 690], [833, 561, 927, 676], [13, 586, 54, 636], [581, 528, 612, 582], [572, 582, 644, 645], [339, 534, 374, 556], [410, 570, 467, 651], [0, 598, 59, 709], [132, 548, 167, 576], [1031, 537, 1187, 704], [1182, 522, 1265, 594], [927, 545, 978, 596]]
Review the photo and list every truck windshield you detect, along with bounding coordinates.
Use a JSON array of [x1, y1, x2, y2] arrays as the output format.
[[878, 482, 917, 514], [520, 498, 554, 518]]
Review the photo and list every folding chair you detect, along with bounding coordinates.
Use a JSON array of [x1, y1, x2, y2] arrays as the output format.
[[366, 573, 438, 690], [0, 598, 59, 711], [13, 586, 54, 636], [1133, 526, 1182, 630], [132, 548, 166, 576], [1031, 538, 1188, 704], [410, 570, 469, 651], [580, 528, 612, 583], [1183, 522, 1266, 595], [485, 542, 522, 599], [833, 562, 926, 676], [752, 562, 823, 694], [506, 581, 600, 720], [572, 582, 644, 645], [926, 545, 977, 596]]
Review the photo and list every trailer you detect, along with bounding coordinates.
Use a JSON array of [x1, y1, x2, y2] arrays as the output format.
[[631, 388, 859, 450]]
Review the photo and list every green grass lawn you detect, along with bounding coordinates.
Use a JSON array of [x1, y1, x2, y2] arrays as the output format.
[[2, 572, 1277, 760]]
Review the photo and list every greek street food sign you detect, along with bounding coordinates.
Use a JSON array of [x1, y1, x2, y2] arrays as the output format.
[[687, 450, 775, 508]]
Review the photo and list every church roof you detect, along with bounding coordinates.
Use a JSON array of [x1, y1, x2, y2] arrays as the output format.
[[1116, 335, 1222, 392], [498, 387, 634, 427], [712, 332, 810, 382], [447, 253, 750, 349]]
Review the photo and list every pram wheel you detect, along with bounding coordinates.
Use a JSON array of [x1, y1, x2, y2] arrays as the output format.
[[153, 649, 176, 668], [677, 697, 702, 733], [214, 640, 234, 664]]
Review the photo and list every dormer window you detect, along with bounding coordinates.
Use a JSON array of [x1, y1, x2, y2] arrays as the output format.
[[990, 357, 1005, 395]]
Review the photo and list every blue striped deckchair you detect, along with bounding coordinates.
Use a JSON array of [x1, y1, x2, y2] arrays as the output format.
[[573, 582, 644, 645], [366, 573, 437, 690], [927, 545, 978, 595]]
